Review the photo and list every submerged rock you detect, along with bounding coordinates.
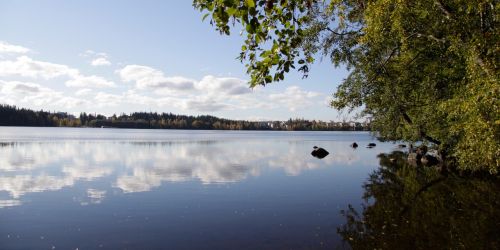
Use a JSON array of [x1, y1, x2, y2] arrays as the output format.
[[311, 146, 329, 159], [367, 143, 376, 148]]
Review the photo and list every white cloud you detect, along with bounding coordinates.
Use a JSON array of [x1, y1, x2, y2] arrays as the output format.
[[79, 49, 96, 57], [117, 64, 323, 113], [0, 41, 30, 54], [268, 86, 322, 111], [118, 64, 195, 91], [118, 65, 159, 82], [123, 89, 159, 106], [0, 56, 79, 79], [1, 80, 58, 97], [91, 57, 111, 66], [116, 65, 257, 112], [94, 92, 122, 107], [118, 66, 250, 97], [8, 81, 41, 93], [0, 80, 90, 108], [66, 75, 115, 88], [182, 98, 232, 112], [196, 75, 251, 96], [75, 88, 93, 96], [0, 56, 115, 89], [80, 50, 107, 58], [80, 50, 111, 66], [53, 97, 89, 109]]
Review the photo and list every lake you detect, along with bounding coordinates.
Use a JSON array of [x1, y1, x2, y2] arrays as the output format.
[[0, 127, 498, 249]]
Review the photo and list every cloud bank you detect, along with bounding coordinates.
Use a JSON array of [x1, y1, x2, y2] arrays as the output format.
[[0, 41, 326, 118]]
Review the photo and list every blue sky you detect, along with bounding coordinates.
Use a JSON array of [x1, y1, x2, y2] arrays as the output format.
[[0, 0, 351, 121]]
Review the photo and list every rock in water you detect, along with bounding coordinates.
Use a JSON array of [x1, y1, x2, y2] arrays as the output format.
[[367, 143, 376, 148], [311, 146, 329, 159], [421, 154, 440, 165], [351, 142, 358, 148]]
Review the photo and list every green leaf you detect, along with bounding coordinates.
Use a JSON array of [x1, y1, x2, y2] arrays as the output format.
[[246, 0, 255, 8], [246, 24, 255, 34], [201, 13, 210, 21]]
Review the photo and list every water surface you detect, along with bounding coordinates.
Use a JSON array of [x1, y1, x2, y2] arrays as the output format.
[[0, 127, 497, 249]]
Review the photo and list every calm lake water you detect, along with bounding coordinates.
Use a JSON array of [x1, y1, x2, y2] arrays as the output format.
[[0, 127, 498, 249]]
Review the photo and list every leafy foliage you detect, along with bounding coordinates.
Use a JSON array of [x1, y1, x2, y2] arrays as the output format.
[[193, 0, 499, 173]]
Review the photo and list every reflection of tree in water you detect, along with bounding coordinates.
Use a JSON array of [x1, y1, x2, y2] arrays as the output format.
[[338, 151, 500, 249]]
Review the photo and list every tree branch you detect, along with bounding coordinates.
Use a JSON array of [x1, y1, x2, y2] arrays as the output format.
[[399, 108, 442, 145], [422, 133, 442, 145], [433, 0, 452, 19], [417, 33, 446, 43], [325, 27, 360, 36]]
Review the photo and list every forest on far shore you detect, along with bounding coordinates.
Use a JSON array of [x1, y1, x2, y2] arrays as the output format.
[[0, 104, 369, 131]]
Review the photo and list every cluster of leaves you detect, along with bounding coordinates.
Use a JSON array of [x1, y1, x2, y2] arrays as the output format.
[[338, 151, 500, 249], [194, 0, 319, 86], [194, 0, 499, 173]]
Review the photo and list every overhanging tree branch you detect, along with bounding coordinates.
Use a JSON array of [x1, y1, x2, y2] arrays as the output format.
[[399, 108, 442, 145]]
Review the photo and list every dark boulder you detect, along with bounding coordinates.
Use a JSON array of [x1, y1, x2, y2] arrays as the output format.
[[398, 144, 407, 148], [421, 154, 440, 165], [311, 146, 329, 159], [351, 142, 358, 148], [367, 143, 376, 148], [416, 145, 428, 156]]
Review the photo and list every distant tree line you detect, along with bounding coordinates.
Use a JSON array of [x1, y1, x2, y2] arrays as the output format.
[[0, 104, 80, 127], [0, 104, 370, 131]]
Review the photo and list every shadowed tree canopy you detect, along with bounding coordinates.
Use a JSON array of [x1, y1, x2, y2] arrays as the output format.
[[193, 0, 499, 173], [337, 151, 500, 249]]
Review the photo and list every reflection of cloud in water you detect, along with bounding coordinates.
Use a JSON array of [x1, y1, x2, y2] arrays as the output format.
[[0, 140, 362, 202], [0, 142, 114, 199], [267, 145, 359, 176], [0, 175, 74, 198], [62, 164, 113, 181], [76, 189, 107, 206], [0, 199, 22, 208], [87, 189, 106, 204], [268, 147, 320, 176], [322, 150, 359, 166], [115, 145, 267, 193], [0, 142, 67, 171]]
